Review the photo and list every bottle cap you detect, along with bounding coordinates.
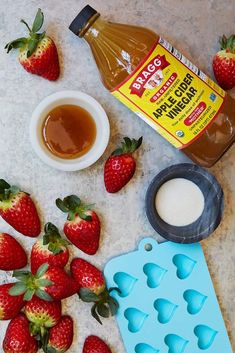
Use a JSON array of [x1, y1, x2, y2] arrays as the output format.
[[69, 5, 98, 36]]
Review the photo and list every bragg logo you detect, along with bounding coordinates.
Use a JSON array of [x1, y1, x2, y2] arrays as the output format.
[[129, 54, 170, 97]]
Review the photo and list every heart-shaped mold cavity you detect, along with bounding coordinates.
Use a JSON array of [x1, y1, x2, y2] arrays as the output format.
[[124, 308, 148, 333], [154, 298, 178, 324], [173, 254, 196, 279], [194, 325, 218, 350], [135, 343, 159, 353], [165, 334, 188, 353], [113, 272, 137, 297], [183, 289, 207, 315], [143, 263, 167, 288]]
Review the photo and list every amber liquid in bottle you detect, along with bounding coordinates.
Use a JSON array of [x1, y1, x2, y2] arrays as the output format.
[[75, 12, 235, 167]]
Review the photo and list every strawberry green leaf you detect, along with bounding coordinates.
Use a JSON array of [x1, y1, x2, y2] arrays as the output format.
[[36, 263, 49, 278], [78, 211, 92, 221], [5, 38, 27, 53], [23, 288, 35, 301], [79, 288, 100, 302], [107, 298, 119, 316], [108, 287, 122, 294], [48, 243, 63, 255], [32, 8, 44, 33], [96, 303, 110, 318], [64, 195, 81, 210], [68, 210, 75, 221], [0, 179, 10, 190], [27, 37, 39, 57], [112, 136, 143, 155], [36, 278, 54, 287], [44, 222, 59, 235], [56, 198, 70, 212], [43, 235, 50, 245], [124, 137, 132, 148], [9, 282, 27, 296], [35, 288, 53, 301], [12, 271, 29, 282], [47, 347, 57, 353], [112, 148, 123, 156], [91, 304, 102, 325], [20, 19, 32, 32], [29, 322, 40, 337], [10, 185, 21, 194]]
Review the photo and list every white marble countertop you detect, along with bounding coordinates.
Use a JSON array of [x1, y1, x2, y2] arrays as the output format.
[[0, 0, 234, 352]]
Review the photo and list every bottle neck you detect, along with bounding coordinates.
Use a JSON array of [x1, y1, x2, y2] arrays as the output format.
[[79, 14, 104, 41]]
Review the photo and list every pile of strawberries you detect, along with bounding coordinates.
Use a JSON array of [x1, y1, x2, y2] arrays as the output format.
[[0, 179, 118, 353], [0, 135, 142, 352]]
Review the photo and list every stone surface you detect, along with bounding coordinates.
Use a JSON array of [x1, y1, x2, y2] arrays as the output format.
[[0, 0, 234, 352]]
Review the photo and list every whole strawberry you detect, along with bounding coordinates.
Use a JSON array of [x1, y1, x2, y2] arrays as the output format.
[[0, 233, 27, 270], [83, 336, 112, 353], [0, 284, 25, 320], [71, 258, 119, 324], [10, 263, 79, 301], [5, 8, 60, 81], [104, 137, 142, 193], [0, 179, 40, 237], [25, 296, 61, 331], [213, 34, 235, 90], [31, 223, 70, 274], [56, 195, 100, 255], [45, 315, 74, 353], [3, 313, 38, 353]]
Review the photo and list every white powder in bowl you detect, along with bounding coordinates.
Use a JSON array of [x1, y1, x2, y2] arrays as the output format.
[[155, 178, 205, 227]]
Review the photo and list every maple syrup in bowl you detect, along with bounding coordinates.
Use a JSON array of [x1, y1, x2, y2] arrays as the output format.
[[30, 91, 110, 171]]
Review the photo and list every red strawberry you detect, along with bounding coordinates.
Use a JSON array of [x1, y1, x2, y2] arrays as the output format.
[[31, 223, 70, 274], [213, 34, 235, 90], [25, 296, 61, 330], [0, 284, 25, 320], [5, 8, 60, 81], [104, 137, 142, 193], [3, 313, 38, 353], [0, 233, 27, 270], [71, 258, 119, 324], [0, 179, 40, 237], [10, 263, 79, 302], [46, 315, 74, 353], [56, 195, 100, 255], [83, 336, 112, 353]]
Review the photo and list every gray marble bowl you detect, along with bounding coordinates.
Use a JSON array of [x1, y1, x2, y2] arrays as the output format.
[[145, 163, 224, 243]]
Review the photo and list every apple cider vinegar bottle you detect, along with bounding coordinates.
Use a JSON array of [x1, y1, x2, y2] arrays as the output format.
[[69, 5, 235, 167]]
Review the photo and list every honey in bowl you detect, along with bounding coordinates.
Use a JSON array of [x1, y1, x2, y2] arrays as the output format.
[[42, 104, 97, 159]]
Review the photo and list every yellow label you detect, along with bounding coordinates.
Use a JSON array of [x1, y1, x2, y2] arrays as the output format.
[[112, 38, 226, 149]]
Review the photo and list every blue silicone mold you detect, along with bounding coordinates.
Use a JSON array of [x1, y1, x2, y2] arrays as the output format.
[[104, 238, 232, 353]]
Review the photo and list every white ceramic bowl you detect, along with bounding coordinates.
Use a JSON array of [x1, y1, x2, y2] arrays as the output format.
[[30, 90, 110, 171]]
